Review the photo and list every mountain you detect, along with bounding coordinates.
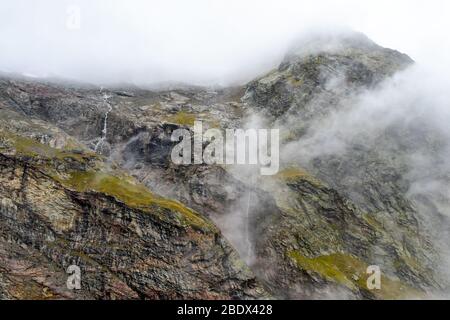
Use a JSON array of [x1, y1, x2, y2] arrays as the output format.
[[0, 31, 448, 299]]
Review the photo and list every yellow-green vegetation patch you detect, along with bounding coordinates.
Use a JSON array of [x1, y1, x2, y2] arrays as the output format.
[[287, 76, 304, 87], [164, 111, 222, 128], [280, 130, 299, 144], [287, 251, 423, 299], [166, 111, 197, 126], [288, 251, 355, 289], [63, 170, 215, 232], [0, 130, 99, 163], [275, 166, 323, 187]]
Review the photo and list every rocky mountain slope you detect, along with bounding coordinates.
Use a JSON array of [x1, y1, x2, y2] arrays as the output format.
[[0, 32, 448, 299]]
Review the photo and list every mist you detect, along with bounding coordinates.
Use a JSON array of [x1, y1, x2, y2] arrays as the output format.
[[1, 0, 450, 86], [278, 58, 450, 296]]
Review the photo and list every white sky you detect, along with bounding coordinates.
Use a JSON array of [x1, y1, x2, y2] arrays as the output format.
[[0, 0, 449, 86]]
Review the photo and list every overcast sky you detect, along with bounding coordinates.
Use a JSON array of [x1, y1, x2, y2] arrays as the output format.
[[0, 0, 449, 86]]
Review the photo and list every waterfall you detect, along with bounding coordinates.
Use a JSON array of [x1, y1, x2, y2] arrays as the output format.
[[94, 88, 113, 153]]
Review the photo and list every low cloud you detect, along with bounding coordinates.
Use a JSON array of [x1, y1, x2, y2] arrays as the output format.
[[1, 0, 449, 86]]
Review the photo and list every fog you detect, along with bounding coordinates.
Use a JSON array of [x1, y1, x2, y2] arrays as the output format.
[[1, 0, 450, 86], [279, 55, 450, 295]]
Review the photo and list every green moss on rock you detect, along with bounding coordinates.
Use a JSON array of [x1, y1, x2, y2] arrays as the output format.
[[164, 111, 222, 128], [166, 111, 197, 126], [287, 250, 423, 299], [63, 171, 215, 232], [275, 166, 323, 187], [0, 130, 98, 163]]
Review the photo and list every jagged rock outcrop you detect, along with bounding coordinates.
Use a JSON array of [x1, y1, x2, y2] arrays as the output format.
[[243, 32, 412, 121]]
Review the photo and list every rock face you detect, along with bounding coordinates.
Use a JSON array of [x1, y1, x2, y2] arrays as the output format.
[[0, 121, 264, 299], [244, 32, 412, 121], [240, 32, 443, 299], [0, 32, 449, 299]]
